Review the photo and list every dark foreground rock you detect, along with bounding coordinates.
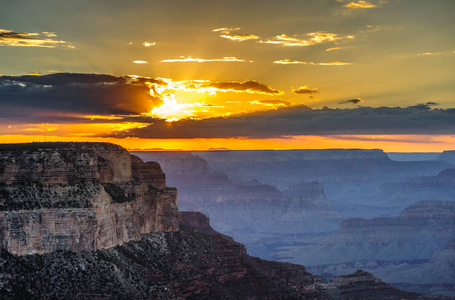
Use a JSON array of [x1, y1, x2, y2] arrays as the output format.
[[0, 216, 316, 299], [0, 211, 422, 300]]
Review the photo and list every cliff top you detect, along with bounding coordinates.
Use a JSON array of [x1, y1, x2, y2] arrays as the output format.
[[0, 142, 125, 152], [0, 142, 168, 211]]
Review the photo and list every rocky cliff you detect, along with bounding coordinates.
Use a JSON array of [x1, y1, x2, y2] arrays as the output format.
[[0, 143, 178, 255], [0, 211, 421, 299]]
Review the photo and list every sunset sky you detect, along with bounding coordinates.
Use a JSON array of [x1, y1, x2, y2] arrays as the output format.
[[0, 0, 454, 151]]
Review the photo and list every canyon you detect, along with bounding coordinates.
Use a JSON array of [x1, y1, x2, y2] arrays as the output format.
[[0, 143, 452, 298], [134, 149, 455, 296]]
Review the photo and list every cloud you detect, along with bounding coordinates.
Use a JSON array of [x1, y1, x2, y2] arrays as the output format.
[[293, 86, 319, 95], [143, 42, 155, 47], [220, 33, 260, 42], [339, 98, 363, 104], [343, 1, 377, 9], [0, 73, 162, 124], [109, 105, 455, 139], [274, 59, 351, 65], [212, 27, 241, 32], [318, 62, 351, 66], [407, 102, 439, 110], [259, 32, 354, 47], [133, 60, 148, 64], [274, 59, 308, 65], [0, 29, 73, 48], [213, 27, 259, 41], [250, 100, 291, 107], [326, 47, 342, 51], [418, 50, 455, 56], [2, 74, 452, 139], [202, 81, 283, 95], [160, 56, 251, 62]]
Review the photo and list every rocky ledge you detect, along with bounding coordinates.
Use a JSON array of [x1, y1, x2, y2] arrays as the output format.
[[0, 142, 178, 255]]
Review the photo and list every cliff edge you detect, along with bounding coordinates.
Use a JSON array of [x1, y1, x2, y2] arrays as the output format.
[[0, 142, 179, 255]]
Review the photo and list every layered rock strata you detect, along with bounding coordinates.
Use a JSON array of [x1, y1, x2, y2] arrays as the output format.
[[0, 143, 178, 255]]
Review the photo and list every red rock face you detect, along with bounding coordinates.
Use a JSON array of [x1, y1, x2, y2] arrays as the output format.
[[0, 143, 179, 255], [178, 212, 318, 298]]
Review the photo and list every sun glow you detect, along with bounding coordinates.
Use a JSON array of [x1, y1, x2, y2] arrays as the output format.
[[143, 77, 284, 122], [147, 78, 212, 121]]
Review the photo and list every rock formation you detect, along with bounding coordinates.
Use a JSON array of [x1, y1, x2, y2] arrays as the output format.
[[0, 211, 421, 299], [329, 270, 420, 299], [132, 151, 342, 260], [360, 239, 455, 296], [0, 143, 178, 255], [276, 200, 455, 296], [437, 150, 455, 164], [276, 200, 455, 264], [368, 168, 455, 208], [192, 149, 452, 211]]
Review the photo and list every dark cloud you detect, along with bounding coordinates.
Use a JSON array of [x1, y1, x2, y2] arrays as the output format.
[[109, 105, 455, 139], [203, 80, 283, 95], [0, 73, 162, 123], [338, 98, 363, 104], [0, 73, 124, 86], [408, 102, 439, 110], [0, 29, 73, 48], [293, 86, 319, 95]]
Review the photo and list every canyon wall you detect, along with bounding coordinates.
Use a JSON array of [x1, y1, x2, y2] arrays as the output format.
[[0, 143, 178, 255]]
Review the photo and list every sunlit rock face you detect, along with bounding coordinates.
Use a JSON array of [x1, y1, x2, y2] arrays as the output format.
[[0, 143, 178, 255]]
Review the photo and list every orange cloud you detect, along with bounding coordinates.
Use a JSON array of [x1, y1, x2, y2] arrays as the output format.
[[293, 86, 319, 95], [220, 33, 259, 41], [343, 1, 376, 9], [213, 27, 259, 41], [274, 59, 351, 65], [249, 100, 291, 107], [260, 32, 354, 47], [160, 56, 251, 63]]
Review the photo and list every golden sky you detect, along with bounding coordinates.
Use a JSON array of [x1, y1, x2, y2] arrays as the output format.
[[0, 0, 454, 151]]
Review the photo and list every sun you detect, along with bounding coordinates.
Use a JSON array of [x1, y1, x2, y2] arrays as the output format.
[[149, 94, 201, 122], [145, 77, 219, 122]]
